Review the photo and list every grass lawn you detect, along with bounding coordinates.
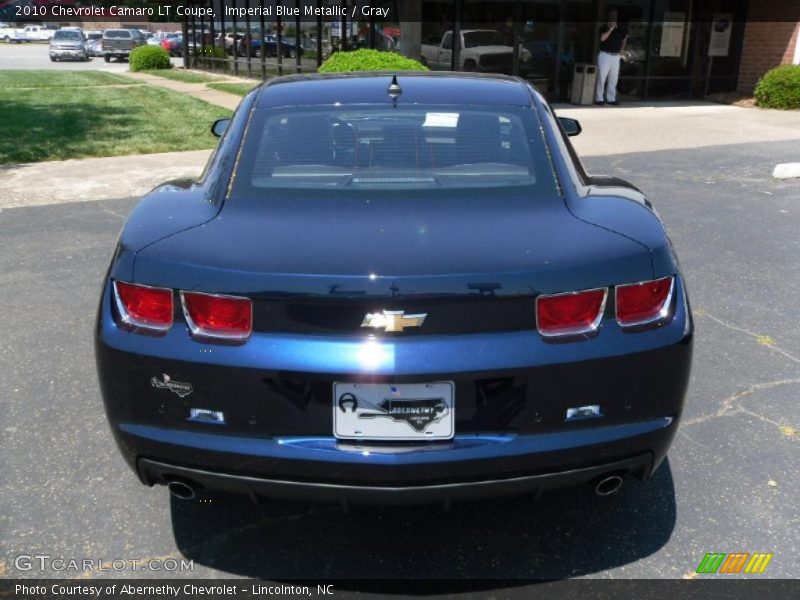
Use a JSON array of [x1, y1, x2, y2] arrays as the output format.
[[207, 81, 260, 96], [144, 69, 223, 84], [0, 70, 136, 88], [0, 72, 231, 164]]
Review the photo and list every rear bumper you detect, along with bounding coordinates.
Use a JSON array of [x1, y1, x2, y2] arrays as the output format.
[[139, 452, 653, 506], [116, 415, 676, 505], [97, 275, 692, 504]]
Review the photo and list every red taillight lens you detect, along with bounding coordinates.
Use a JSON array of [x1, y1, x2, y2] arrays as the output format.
[[616, 276, 674, 326], [536, 288, 607, 337], [181, 292, 252, 340], [113, 281, 173, 331]]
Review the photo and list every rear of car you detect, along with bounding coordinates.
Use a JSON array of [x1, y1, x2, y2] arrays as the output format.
[[102, 29, 144, 62], [49, 29, 87, 62], [96, 75, 692, 506]]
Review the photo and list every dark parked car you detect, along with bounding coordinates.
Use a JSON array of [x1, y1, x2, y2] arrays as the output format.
[[102, 28, 145, 62], [259, 34, 304, 58], [236, 34, 262, 57], [95, 73, 692, 506]]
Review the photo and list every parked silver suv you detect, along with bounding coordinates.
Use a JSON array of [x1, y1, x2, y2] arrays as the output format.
[[49, 29, 88, 62]]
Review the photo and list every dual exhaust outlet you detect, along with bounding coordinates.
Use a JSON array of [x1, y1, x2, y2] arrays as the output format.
[[167, 480, 196, 500], [594, 474, 624, 496], [165, 474, 625, 501]]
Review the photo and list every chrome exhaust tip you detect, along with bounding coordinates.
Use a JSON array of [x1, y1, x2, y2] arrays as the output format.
[[594, 474, 624, 496], [167, 480, 196, 500]]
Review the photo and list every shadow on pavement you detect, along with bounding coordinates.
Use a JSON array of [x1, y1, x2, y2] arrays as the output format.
[[170, 459, 676, 586]]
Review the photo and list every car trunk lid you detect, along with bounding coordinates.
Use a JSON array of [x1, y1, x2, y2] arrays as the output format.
[[133, 196, 653, 336]]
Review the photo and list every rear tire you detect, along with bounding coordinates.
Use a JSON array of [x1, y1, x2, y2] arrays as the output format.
[[104, 54, 110, 63]]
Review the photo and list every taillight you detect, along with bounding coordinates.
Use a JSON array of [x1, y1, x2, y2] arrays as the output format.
[[616, 276, 674, 327], [536, 288, 607, 337], [181, 292, 252, 340], [113, 281, 173, 331]]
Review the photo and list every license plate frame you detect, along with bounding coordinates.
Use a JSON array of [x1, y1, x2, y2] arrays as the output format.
[[333, 381, 455, 441]]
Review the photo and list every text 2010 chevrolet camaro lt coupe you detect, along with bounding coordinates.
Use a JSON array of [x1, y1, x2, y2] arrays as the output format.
[[95, 73, 692, 505]]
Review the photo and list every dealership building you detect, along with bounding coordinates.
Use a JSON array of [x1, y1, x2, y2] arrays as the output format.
[[178, 0, 799, 101], [3, 0, 798, 100]]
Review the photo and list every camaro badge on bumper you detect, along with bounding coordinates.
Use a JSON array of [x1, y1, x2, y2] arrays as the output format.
[[361, 310, 427, 332], [151, 374, 193, 398]]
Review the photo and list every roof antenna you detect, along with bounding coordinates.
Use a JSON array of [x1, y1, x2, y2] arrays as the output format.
[[388, 75, 402, 104]]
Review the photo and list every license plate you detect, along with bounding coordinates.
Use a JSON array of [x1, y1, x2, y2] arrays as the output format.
[[333, 382, 455, 441]]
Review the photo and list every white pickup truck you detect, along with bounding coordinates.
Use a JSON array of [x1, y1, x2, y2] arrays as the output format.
[[24, 25, 56, 41], [420, 29, 530, 74], [0, 24, 27, 43]]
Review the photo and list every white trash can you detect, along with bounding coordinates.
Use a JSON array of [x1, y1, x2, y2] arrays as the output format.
[[571, 64, 597, 105]]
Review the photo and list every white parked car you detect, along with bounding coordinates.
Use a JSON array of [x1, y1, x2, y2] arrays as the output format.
[[147, 32, 172, 46], [85, 31, 103, 57], [0, 24, 27, 43], [24, 25, 56, 41]]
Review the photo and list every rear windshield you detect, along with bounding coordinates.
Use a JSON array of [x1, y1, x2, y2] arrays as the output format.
[[104, 30, 132, 39], [231, 104, 559, 201], [53, 31, 81, 41]]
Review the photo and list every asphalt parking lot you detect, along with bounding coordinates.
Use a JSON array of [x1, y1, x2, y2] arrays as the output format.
[[1, 122, 799, 582], [0, 41, 181, 71], [0, 39, 317, 76]]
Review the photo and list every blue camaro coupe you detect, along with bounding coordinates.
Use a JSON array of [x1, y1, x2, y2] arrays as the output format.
[[95, 73, 692, 506]]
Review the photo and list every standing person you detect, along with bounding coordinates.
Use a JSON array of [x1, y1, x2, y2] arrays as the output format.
[[595, 9, 628, 105]]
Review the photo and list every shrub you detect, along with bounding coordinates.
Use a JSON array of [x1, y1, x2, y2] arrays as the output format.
[[129, 46, 172, 72], [318, 49, 427, 73], [194, 46, 229, 73], [754, 65, 800, 110]]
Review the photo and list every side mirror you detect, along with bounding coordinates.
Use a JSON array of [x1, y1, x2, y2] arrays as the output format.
[[558, 116, 582, 137], [211, 118, 230, 138]]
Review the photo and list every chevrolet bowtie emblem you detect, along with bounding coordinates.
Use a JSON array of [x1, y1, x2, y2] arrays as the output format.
[[361, 310, 427, 332]]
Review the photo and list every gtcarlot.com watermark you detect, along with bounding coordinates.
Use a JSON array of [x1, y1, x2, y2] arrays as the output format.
[[14, 553, 194, 573]]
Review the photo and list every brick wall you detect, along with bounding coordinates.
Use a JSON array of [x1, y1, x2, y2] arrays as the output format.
[[737, 0, 800, 92]]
